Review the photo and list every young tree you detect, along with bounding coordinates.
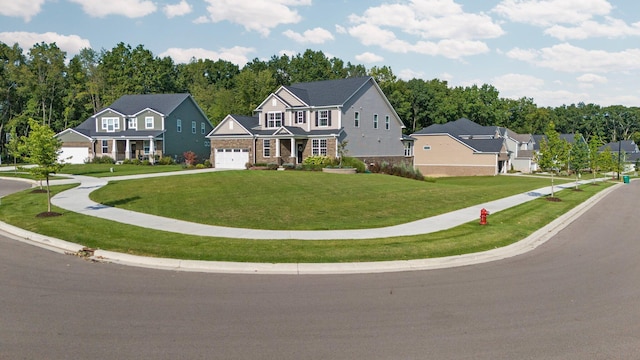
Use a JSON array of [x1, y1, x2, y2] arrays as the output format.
[[587, 134, 604, 181], [21, 119, 64, 214], [535, 122, 569, 198], [569, 133, 589, 188]]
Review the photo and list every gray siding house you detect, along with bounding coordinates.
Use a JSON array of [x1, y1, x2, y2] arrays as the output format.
[[56, 94, 213, 164], [207, 76, 412, 169]]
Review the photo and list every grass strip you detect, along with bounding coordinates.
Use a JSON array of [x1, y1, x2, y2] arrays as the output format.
[[90, 171, 575, 230], [0, 182, 612, 263]]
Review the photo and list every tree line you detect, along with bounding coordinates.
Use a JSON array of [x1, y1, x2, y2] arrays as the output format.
[[1, 41, 639, 161]]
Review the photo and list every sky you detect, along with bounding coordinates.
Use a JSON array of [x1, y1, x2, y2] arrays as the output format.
[[1, 0, 640, 108]]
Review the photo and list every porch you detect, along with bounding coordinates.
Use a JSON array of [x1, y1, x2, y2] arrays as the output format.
[[98, 138, 163, 162]]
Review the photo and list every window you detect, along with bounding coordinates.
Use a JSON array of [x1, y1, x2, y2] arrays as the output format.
[[296, 111, 305, 124], [423, 145, 431, 150], [145, 117, 154, 129], [191, 121, 196, 134], [201, 122, 206, 134], [101, 117, 119, 132], [204, 140, 210, 147], [312, 138, 328, 156], [318, 110, 329, 127], [229, 120, 234, 130], [263, 139, 271, 157], [373, 114, 378, 129], [101, 140, 108, 154], [267, 112, 283, 128], [177, 119, 182, 133], [144, 141, 150, 154], [404, 142, 413, 156], [354, 111, 360, 128], [128, 118, 137, 130], [385, 115, 390, 130]]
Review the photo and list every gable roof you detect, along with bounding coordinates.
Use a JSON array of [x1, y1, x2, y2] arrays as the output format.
[[282, 77, 372, 107], [105, 93, 191, 116], [413, 118, 497, 137], [600, 140, 639, 153]]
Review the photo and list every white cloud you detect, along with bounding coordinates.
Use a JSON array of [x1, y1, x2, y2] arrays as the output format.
[[278, 49, 297, 58], [347, 0, 502, 59], [69, 0, 157, 18], [202, 0, 310, 37], [492, 73, 545, 99], [577, 73, 608, 84], [545, 17, 640, 40], [493, 0, 612, 27], [193, 15, 209, 24], [397, 68, 425, 80], [282, 27, 334, 44], [355, 52, 383, 63], [0, 0, 45, 22], [163, 0, 192, 18], [335, 24, 347, 34], [0, 31, 91, 58], [506, 43, 640, 73], [160, 46, 255, 66]]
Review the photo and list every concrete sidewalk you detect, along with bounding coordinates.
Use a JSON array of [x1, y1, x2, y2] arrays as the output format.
[[0, 169, 621, 274], [50, 171, 604, 240]]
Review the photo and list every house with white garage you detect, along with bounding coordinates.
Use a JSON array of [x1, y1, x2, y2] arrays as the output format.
[[56, 94, 213, 164], [207, 76, 413, 169]]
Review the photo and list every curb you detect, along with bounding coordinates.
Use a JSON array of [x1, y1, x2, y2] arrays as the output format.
[[0, 180, 622, 275]]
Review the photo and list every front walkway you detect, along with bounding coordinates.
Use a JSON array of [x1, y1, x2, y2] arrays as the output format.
[[50, 170, 604, 240]]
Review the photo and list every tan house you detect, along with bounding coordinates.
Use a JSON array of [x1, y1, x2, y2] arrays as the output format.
[[411, 118, 508, 177]]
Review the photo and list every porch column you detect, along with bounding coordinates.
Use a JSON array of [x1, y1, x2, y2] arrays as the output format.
[[125, 139, 131, 160], [275, 138, 281, 158], [149, 137, 155, 164], [111, 139, 117, 160], [290, 138, 295, 163]]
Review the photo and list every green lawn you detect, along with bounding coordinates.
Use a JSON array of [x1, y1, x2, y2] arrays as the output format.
[[61, 163, 186, 177], [0, 181, 612, 263], [90, 171, 574, 230]]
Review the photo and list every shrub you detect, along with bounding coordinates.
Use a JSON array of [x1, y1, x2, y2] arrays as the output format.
[[282, 162, 295, 170], [91, 155, 115, 164], [158, 156, 175, 165], [303, 155, 331, 166], [195, 163, 206, 169], [183, 151, 197, 166], [203, 159, 212, 168], [267, 162, 279, 170], [340, 156, 366, 173], [141, 160, 151, 166], [122, 158, 132, 165], [131, 158, 141, 165], [369, 161, 424, 181]]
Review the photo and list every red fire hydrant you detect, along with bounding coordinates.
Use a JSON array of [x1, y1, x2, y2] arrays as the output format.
[[480, 208, 489, 225]]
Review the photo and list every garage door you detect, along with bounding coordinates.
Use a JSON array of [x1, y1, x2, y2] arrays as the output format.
[[59, 147, 89, 164], [215, 148, 249, 169]]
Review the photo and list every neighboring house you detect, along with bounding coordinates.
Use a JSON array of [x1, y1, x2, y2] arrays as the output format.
[[206, 76, 412, 169], [599, 140, 640, 168], [532, 133, 587, 171], [497, 127, 536, 173], [56, 94, 213, 164], [411, 118, 509, 177]]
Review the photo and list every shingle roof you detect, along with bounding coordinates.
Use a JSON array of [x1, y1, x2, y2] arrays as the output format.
[[283, 77, 371, 106], [413, 118, 496, 137], [106, 93, 191, 115], [600, 140, 639, 153], [460, 138, 504, 153], [209, 115, 342, 137]]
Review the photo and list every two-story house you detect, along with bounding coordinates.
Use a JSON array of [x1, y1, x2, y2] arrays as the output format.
[[56, 94, 213, 164], [206, 77, 412, 169]]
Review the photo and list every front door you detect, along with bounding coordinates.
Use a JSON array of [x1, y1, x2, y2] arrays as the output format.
[[297, 143, 304, 164]]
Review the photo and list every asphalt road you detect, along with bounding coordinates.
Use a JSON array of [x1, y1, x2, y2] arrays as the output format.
[[1, 179, 639, 359]]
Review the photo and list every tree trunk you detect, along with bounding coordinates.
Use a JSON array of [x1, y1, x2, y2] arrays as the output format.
[[46, 174, 51, 213]]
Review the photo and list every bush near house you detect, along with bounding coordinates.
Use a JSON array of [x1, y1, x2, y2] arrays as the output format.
[[88, 156, 115, 164], [369, 161, 424, 181], [183, 151, 197, 167]]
